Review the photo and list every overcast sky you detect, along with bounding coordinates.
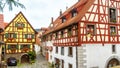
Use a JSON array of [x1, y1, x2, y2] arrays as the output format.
[[2, 0, 78, 29]]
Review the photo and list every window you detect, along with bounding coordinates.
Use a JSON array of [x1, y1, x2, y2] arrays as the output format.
[[112, 45, 116, 53], [68, 47, 73, 56], [109, 8, 116, 23], [55, 33, 58, 39], [25, 34, 34, 39], [61, 16, 66, 23], [86, 25, 95, 36], [110, 26, 116, 35], [8, 45, 18, 53], [50, 34, 52, 40], [72, 12, 77, 17], [68, 28, 72, 37], [15, 23, 25, 29], [8, 45, 18, 49], [71, 9, 77, 17], [5, 33, 17, 39], [56, 47, 58, 53], [61, 47, 64, 55], [69, 64, 73, 68], [62, 60, 64, 68], [61, 31, 64, 38]]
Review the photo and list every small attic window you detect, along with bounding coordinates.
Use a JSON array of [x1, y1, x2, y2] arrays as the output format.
[[109, 8, 117, 23], [71, 8, 77, 17], [61, 16, 66, 23], [15, 23, 25, 29]]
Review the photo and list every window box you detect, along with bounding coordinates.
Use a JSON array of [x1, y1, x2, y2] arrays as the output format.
[[27, 38, 32, 40], [111, 32, 116, 35], [8, 38, 14, 40]]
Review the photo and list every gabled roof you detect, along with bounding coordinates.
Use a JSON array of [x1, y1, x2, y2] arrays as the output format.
[[44, 0, 95, 35], [5, 12, 37, 34]]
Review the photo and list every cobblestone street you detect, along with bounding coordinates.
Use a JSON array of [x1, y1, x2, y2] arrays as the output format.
[[7, 45, 49, 68]]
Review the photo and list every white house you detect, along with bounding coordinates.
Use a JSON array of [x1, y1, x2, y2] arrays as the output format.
[[41, 0, 120, 68]]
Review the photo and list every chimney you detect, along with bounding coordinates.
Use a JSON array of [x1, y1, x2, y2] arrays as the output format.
[[51, 17, 53, 23], [60, 9, 62, 16], [66, 6, 68, 9], [0, 14, 4, 29], [0, 14, 4, 23]]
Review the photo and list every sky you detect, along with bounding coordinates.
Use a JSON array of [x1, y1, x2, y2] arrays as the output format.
[[2, 0, 78, 29]]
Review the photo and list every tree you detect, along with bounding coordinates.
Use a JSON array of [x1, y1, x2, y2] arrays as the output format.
[[0, 0, 25, 12]]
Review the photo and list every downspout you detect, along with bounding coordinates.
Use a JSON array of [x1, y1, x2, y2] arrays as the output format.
[[76, 46, 78, 68]]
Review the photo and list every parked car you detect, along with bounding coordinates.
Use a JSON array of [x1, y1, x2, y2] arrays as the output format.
[[7, 57, 17, 66]]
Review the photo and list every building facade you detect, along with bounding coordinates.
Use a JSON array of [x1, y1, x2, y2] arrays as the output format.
[[41, 0, 120, 68], [4, 12, 37, 63]]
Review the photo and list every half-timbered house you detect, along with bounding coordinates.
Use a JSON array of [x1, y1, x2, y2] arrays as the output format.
[[4, 12, 37, 63], [41, 0, 120, 68]]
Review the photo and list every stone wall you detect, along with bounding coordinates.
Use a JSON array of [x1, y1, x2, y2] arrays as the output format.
[[77, 45, 87, 68]]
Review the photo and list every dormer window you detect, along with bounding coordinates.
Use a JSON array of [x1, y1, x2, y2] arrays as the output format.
[[55, 33, 58, 39], [109, 8, 117, 23], [71, 8, 77, 17], [15, 23, 25, 29], [110, 26, 116, 35], [86, 25, 96, 36], [61, 31, 64, 38], [61, 16, 66, 23]]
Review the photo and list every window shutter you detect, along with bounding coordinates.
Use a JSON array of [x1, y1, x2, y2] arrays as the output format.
[[25, 34, 28, 38], [8, 45, 11, 49], [28, 45, 30, 48], [16, 45, 19, 49], [23, 24, 25, 27], [20, 45, 23, 49], [15, 23, 18, 27], [32, 34, 34, 39], [5, 33, 8, 38], [13, 33, 17, 38]]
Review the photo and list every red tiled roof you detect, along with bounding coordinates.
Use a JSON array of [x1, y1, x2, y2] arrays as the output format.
[[4, 22, 8, 28], [44, 0, 95, 35]]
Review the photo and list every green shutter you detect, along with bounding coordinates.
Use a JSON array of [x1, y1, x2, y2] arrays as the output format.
[[8, 45, 11, 49], [5, 33, 8, 38], [15, 23, 18, 27], [13, 33, 17, 38], [25, 34, 28, 38], [32, 34, 34, 39], [20, 45, 23, 49], [23, 24, 25, 27], [16, 45, 19, 49], [28, 45, 30, 48]]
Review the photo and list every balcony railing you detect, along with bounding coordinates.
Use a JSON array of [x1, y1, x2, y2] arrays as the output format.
[[53, 35, 78, 46]]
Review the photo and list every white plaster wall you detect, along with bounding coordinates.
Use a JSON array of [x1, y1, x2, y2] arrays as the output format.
[[44, 40, 77, 68], [85, 44, 120, 68], [52, 46, 77, 68], [46, 41, 53, 63]]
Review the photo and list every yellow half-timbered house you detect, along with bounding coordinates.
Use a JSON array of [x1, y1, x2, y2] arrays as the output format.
[[4, 12, 37, 63]]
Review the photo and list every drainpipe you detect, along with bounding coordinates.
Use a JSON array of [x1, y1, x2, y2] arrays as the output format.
[[76, 46, 78, 68]]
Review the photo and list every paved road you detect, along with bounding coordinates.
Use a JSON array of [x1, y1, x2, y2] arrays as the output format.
[[7, 45, 49, 68]]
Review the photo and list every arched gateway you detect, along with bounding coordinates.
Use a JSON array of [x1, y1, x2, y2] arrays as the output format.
[[21, 54, 29, 63], [107, 58, 119, 68]]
